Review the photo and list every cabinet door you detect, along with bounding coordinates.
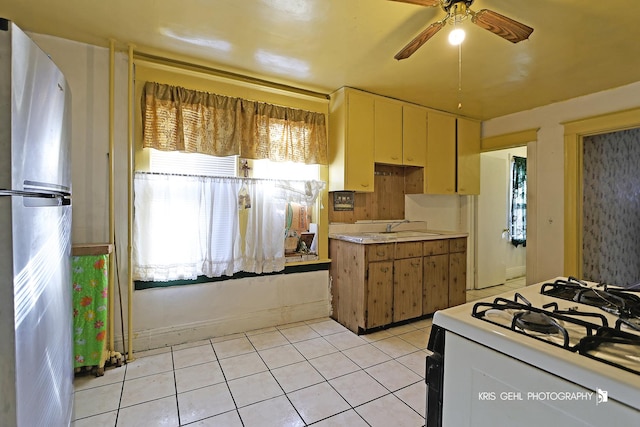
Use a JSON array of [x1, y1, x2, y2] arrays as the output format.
[[402, 104, 427, 167], [395, 241, 422, 259], [423, 254, 449, 314], [366, 261, 393, 328], [449, 251, 467, 307], [393, 257, 423, 322], [457, 117, 481, 195], [374, 98, 403, 165], [426, 112, 456, 194], [423, 239, 448, 256], [346, 90, 375, 191]]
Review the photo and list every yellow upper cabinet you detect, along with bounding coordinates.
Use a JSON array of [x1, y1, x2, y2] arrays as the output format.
[[426, 112, 457, 194], [329, 87, 375, 192], [425, 112, 481, 195], [402, 104, 427, 167], [457, 117, 481, 195], [374, 98, 403, 165]]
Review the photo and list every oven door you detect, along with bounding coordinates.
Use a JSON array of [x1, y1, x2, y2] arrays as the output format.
[[425, 325, 445, 427], [442, 332, 639, 426]]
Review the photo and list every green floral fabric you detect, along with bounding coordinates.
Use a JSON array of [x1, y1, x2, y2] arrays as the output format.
[[72, 255, 108, 368]]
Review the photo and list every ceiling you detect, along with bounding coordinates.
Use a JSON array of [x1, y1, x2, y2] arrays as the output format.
[[2, 0, 640, 120]]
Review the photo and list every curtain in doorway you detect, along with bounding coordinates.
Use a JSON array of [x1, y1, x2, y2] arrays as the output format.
[[510, 156, 527, 247]]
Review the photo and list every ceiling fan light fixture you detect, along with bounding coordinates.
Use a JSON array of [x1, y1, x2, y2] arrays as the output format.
[[448, 28, 466, 45]]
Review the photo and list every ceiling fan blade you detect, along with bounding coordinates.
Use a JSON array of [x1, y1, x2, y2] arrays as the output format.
[[394, 20, 445, 60], [472, 9, 534, 43], [388, 0, 441, 7]]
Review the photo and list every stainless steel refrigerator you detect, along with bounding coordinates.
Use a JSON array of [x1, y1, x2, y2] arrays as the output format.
[[0, 18, 74, 426]]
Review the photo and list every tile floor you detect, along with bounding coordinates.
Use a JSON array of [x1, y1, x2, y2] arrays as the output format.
[[73, 277, 525, 427]]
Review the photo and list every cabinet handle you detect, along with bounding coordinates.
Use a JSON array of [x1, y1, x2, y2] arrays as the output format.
[[376, 250, 386, 257], [361, 183, 370, 188], [391, 156, 399, 160], [381, 267, 389, 273], [411, 261, 421, 267], [406, 157, 414, 161]]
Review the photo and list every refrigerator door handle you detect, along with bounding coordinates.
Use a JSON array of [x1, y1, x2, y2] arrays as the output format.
[[0, 190, 71, 206], [0, 189, 58, 197]]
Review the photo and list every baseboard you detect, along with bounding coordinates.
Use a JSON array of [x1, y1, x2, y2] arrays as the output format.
[[506, 266, 526, 280], [116, 299, 331, 352]]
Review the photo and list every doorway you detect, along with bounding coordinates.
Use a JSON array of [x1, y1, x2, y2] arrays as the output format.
[[476, 146, 527, 289]]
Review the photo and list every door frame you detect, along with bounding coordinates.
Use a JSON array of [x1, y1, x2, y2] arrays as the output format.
[[563, 107, 640, 277]]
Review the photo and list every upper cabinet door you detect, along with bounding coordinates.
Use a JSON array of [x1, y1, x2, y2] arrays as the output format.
[[328, 88, 375, 192], [374, 98, 403, 165], [345, 90, 375, 191], [402, 105, 427, 167], [457, 117, 481, 195], [426, 112, 456, 194]]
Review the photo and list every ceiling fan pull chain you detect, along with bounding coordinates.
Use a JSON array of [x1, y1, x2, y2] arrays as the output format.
[[457, 43, 463, 109]]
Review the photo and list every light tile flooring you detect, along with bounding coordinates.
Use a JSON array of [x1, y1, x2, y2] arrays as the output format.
[[465, 276, 527, 302], [73, 277, 525, 427]]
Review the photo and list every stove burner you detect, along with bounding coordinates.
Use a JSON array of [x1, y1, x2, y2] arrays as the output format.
[[541, 278, 640, 320], [578, 329, 640, 375], [573, 289, 605, 305], [514, 311, 560, 334]]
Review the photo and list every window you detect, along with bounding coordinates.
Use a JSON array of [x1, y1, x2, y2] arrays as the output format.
[[509, 156, 527, 247], [133, 81, 326, 283]]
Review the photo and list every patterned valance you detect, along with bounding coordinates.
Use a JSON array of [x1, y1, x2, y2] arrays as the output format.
[[142, 82, 328, 165]]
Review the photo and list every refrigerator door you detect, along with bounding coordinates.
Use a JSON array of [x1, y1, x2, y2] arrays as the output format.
[[10, 22, 71, 195], [4, 21, 74, 427], [13, 202, 73, 426]]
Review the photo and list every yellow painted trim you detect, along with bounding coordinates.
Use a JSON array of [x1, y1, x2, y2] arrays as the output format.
[[133, 51, 329, 101], [481, 128, 539, 152], [564, 107, 640, 276], [127, 44, 135, 362], [108, 40, 116, 354]]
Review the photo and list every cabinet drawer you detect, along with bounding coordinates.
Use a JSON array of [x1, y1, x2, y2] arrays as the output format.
[[395, 242, 423, 259], [423, 239, 448, 256], [449, 238, 467, 253], [367, 244, 394, 261]]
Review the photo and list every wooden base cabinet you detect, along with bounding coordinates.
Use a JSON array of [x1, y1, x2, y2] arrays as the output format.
[[448, 238, 468, 307], [393, 257, 423, 322], [422, 238, 467, 314], [330, 237, 466, 333], [366, 260, 393, 328]]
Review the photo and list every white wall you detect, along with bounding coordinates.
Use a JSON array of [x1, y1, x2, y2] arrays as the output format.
[[31, 33, 331, 353]]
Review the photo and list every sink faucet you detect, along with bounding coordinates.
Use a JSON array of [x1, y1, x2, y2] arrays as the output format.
[[385, 219, 410, 232]]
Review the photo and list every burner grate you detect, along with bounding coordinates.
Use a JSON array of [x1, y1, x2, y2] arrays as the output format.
[[472, 295, 604, 351]]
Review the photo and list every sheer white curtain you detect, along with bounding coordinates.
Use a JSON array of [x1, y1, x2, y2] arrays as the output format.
[[133, 172, 323, 281]]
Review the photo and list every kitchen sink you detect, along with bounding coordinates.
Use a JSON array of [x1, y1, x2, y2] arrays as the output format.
[[330, 230, 443, 243], [363, 230, 441, 238]]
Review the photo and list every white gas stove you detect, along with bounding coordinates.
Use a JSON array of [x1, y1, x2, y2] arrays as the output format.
[[426, 277, 640, 427]]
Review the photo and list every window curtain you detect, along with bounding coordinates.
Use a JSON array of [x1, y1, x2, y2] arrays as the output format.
[[132, 172, 324, 281], [142, 81, 328, 165], [510, 156, 527, 247]]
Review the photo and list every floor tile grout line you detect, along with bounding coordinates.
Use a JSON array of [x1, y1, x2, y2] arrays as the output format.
[[169, 347, 182, 427], [88, 317, 430, 425], [244, 330, 310, 425]]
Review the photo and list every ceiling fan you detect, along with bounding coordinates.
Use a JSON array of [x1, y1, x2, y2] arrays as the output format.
[[391, 0, 534, 60]]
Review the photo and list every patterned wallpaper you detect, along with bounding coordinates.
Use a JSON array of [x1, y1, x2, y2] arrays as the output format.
[[582, 128, 640, 287]]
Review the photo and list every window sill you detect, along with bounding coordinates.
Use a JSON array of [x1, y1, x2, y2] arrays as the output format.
[[134, 260, 331, 290]]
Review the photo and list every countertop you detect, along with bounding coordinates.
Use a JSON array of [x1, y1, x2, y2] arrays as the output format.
[[328, 230, 468, 244]]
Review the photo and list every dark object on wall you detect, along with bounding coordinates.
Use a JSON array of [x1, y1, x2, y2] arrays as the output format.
[[333, 191, 355, 211]]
